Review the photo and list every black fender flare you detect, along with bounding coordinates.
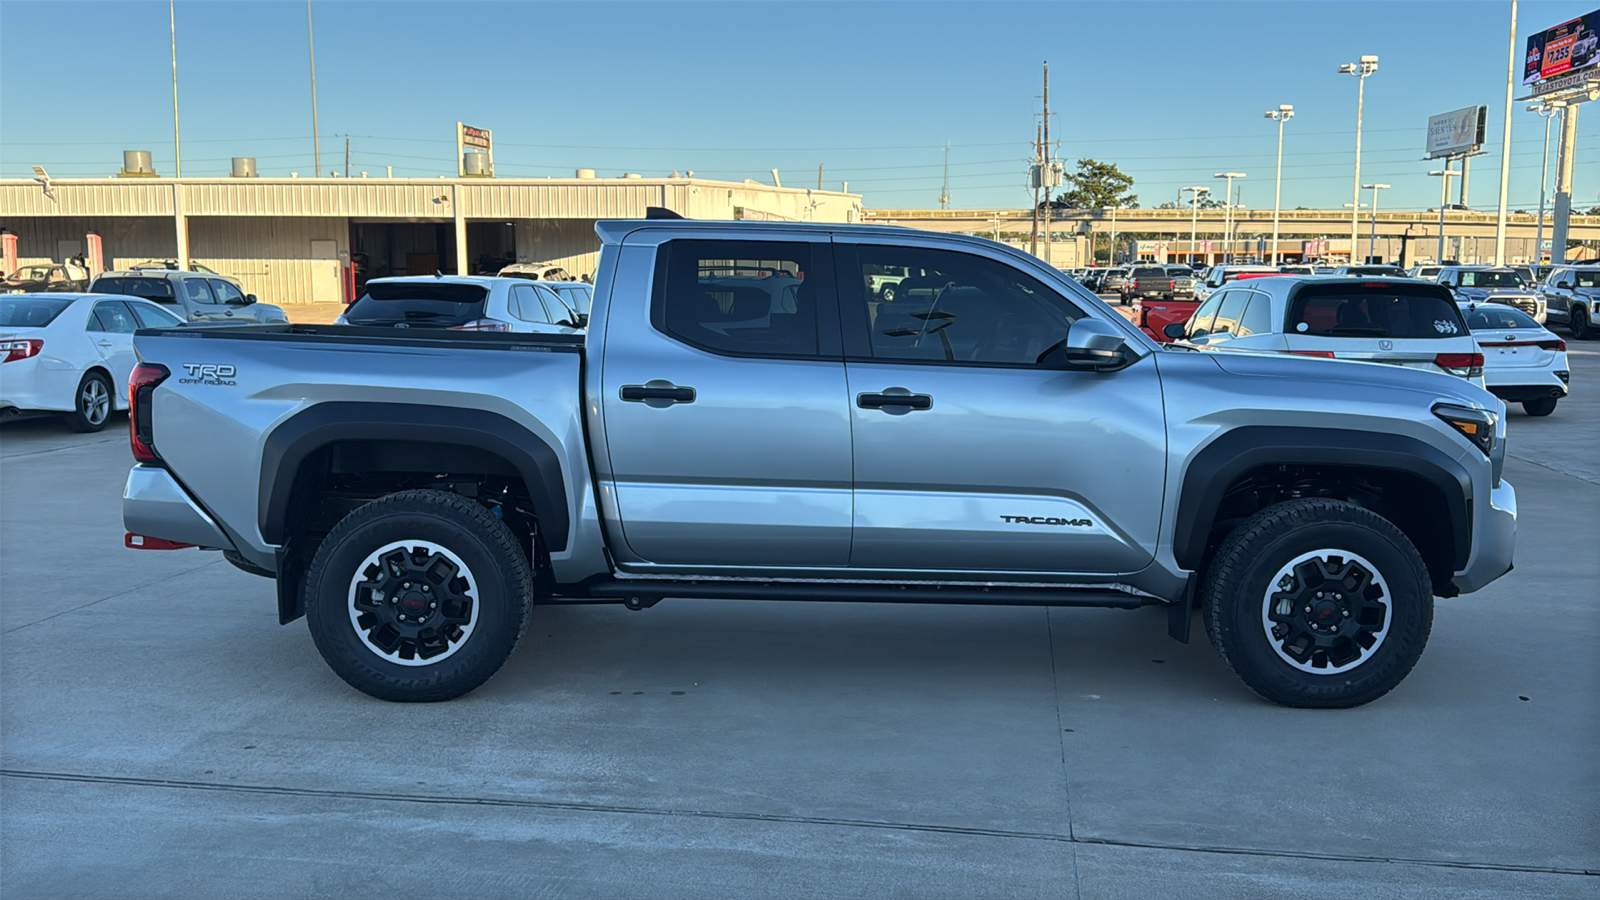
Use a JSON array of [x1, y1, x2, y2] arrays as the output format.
[[1172, 426, 1472, 572], [258, 402, 570, 551]]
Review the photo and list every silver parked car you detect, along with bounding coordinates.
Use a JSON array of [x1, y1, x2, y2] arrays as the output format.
[[337, 276, 584, 333], [1169, 276, 1485, 384], [1436, 266, 1545, 324], [1538, 265, 1600, 339]]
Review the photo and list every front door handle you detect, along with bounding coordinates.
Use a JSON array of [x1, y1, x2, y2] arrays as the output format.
[[620, 380, 696, 407], [857, 387, 932, 413]]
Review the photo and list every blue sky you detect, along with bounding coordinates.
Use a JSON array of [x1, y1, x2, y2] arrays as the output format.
[[1, 0, 1596, 214]]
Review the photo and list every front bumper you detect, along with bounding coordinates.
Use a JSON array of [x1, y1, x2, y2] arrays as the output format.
[[1452, 478, 1517, 594], [123, 465, 236, 551]]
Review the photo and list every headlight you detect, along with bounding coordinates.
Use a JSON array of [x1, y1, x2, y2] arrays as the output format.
[[1433, 403, 1497, 457]]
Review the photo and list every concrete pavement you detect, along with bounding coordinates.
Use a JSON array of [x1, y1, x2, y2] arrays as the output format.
[[1, 349, 1596, 898]]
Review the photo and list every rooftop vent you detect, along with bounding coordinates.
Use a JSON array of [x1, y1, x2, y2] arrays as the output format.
[[118, 150, 156, 178]]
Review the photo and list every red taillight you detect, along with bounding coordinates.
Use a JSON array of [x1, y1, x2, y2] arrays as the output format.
[[128, 362, 170, 464], [1538, 339, 1567, 352], [448, 319, 512, 332], [1289, 350, 1337, 358], [0, 338, 43, 363], [1434, 352, 1485, 378], [125, 533, 195, 550]]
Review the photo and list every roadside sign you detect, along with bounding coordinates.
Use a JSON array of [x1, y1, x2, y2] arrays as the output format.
[[1524, 10, 1600, 88], [1426, 107, 1487, 159], [455, 123, 494, 177]]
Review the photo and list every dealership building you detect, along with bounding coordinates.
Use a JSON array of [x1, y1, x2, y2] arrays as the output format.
[[0, 172, 863, 304]]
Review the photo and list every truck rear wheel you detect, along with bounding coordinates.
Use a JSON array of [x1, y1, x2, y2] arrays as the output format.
[[1202, 498, 1433, 708], [303, 489, 534, 702]]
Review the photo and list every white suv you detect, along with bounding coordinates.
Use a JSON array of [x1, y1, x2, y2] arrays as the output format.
[[337, 276, 584, 333]]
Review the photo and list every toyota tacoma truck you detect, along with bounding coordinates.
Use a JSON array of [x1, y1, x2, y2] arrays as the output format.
[[121, 218, 1517, 708]]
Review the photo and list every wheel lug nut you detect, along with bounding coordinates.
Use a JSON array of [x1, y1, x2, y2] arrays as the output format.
[[397, 614, 406, 621], [429, 602, 436, 608], [1304, 606, 1312, 614], [403, 582, 412, 589], [422, 585, 430, 593]]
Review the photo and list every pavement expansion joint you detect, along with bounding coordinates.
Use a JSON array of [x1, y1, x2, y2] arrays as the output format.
[[4, 769, 1594, 879]]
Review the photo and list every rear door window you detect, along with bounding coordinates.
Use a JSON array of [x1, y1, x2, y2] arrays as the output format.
[[343, 282, 490, 327], [1287, 283, 1466, 339], [90, 300, 139, 333], [1210, 290, 1251, 335], [510, 284, 552, 323], [92, 276, 177, 303], [184, 278, 218, 305], [653, 240, 828, 358]]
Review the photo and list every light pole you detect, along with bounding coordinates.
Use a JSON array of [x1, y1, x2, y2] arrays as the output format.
[[1529, 101, 1564, 265], [1493, 0, 1517, 265], [1214, 173, 1244, 264], [1109, 204, 1119, 265], [1338, 55, 1378, 265], [1361, 183, 1389, 263], [1263, 105, 1293, 265], [1429, 168, 1461, 264], [1182, 186, 1208, 265]]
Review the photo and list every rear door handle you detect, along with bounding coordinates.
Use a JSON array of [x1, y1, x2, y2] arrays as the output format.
[[620, 381, 696, 407], [857, 388, 932, 413]]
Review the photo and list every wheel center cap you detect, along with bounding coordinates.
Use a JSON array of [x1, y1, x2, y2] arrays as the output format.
[[399, 594, 428, 617], [1311, 600, 1342, 626]]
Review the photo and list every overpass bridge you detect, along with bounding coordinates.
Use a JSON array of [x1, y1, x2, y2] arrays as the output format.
[[863, 207, 1600, 265]]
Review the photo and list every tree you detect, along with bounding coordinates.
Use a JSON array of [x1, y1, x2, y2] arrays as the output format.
[[1056, 158, 1137, 210]]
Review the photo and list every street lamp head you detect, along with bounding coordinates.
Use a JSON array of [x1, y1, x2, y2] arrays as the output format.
[[1214, 172, 1245, 179], [1338, 63, 1357, 74], [1279, 104, 1294, 113], [1362, 183, 1391, 190]]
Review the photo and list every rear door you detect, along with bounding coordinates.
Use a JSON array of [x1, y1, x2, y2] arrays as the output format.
[[834, 238, 1165, 576], [87, 300, 140, 399], [597, 234, 852, 569]]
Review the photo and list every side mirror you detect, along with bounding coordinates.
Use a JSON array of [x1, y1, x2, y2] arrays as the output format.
[[1041, 318, 1133, 371], [1162, 322, 1187, 340], [245, 293, 258, 305]]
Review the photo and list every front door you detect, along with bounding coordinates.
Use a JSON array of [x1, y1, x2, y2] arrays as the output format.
[[597, 235, 852, 569], [835, 239, 1166, 576]]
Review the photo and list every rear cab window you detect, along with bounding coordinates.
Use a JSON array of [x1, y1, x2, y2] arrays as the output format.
[[90, 276, 177, 304], [652, 240, 827, 358], [343, 281, 490, 327], [1287, 282, 1466, 339]]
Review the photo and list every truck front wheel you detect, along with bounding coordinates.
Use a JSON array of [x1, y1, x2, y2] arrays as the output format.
[[1202, 498, 1433, 708], [304, 489, 534, 702]]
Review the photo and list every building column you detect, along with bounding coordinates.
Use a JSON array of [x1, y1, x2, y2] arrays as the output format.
[[173, 183, 189, 270], [452, 184, 468, 275]]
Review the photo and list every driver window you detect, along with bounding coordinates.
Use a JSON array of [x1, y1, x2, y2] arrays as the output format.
[[845, 245, 1083, 366], [209, 279, 244, 304]]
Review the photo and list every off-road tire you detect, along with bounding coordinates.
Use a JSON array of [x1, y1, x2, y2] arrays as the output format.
[[304, 489, 534, 702], [1570, 306, 1592, 341], [1522, 397, 1558, 417], [64, 370, 113, 433], [1202, 498, 1433, 708]]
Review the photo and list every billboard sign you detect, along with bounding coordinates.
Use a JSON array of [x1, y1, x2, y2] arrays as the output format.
[[455, 122, 494, 176], [1523, 10, 1600, 87], [1426, 106, 1487, 158]]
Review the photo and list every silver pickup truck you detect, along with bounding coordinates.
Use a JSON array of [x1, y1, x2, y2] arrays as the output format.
[[122, 219, 1517, 708]]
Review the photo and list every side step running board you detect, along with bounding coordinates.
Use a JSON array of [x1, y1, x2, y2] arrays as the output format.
[[572, 580, 1159, 611]]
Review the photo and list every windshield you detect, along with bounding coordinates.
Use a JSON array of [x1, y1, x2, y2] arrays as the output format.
[[1462, 305, 1540, 331], [1458, 270, 1524, 289], [89, 276, 177, 302], [1288, 283, 1467, 339], [0, 297, 72, 327], [342, 282, 489, 327]]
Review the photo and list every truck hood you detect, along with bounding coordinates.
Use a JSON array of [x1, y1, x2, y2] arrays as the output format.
[[1457, 288, 1536, 301], [1204, 349, 1497, 411]]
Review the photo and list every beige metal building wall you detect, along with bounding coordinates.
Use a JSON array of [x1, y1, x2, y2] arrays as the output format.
[[4, 216, 175, 268], [514, 219, 602, 278], [189, 218, 348, 304]]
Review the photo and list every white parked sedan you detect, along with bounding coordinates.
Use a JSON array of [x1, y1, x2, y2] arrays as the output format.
[[337, 276, 584, 334], [1459, 301, 1570, 417], [0, 293, 186, 431]]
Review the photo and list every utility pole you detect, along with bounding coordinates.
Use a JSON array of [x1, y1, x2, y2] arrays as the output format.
[[344, 135, 350, 178], [1430, 164, 1461, 263], [1042, 62, 1052, 266], [1030, 123, 1042, 257], [1264, 105, 1293, 265], [1493, 0, 1516, 264], [1183, 186, 1207, 265], [307, 0, 322, 176], [170, 0, 181, 178], [938, 142, 950, 210], [1363, 183, 1390, 263], [1339, 56, 1379, 265], [818, 163, 824, 192], [1530, 101, 1562, 265], [1551, 105, 1579, 265]]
